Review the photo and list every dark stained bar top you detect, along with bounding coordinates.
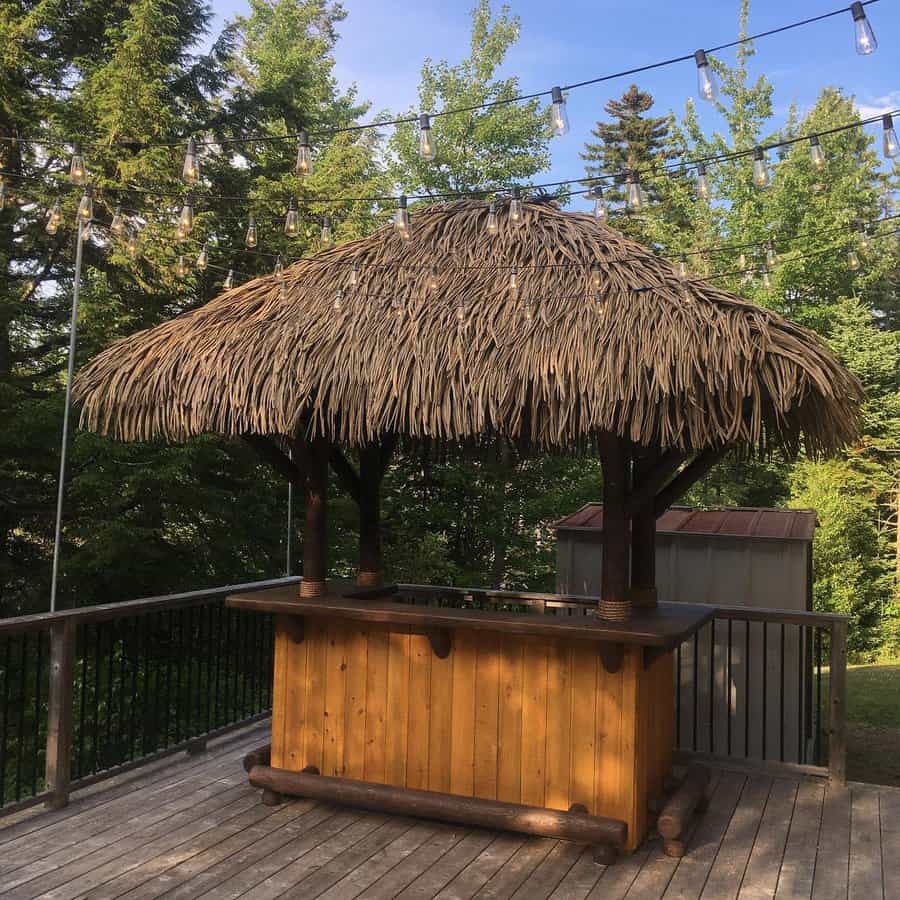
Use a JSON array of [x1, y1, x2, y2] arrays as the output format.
[[226, 584, 714, 648]]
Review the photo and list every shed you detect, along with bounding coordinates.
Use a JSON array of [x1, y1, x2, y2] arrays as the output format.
[[554, 504, 818, 765]]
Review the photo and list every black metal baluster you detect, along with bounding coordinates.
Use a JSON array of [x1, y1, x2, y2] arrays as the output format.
[[174, 609, 183, 744], [779, 623, 786, 762], [761, 622, 768, 760], [164, 610, 173, 747], [692, 631, 699, 751], [152, 612, 162, 752], [815, 627, 822, 765], [726, 619, 732, 757], [15, 633, 28, 800], [33, 631, 44, 795], [203, 606, 212, 734], [241, 613, 250, 719], [185, 606, 194, 738], [744, 620, 750, 759], [0, 636, 10, 805], [798, 624, 805, 764], [224, 606, 233, 724], [249, 612, 257, 715], [708, 621, 715, 755], [675, 642, 682, 748], [117, 621, 126, 763], [129, 617, 138, 761], [214, 605, 223, 729], [91, 624, 102, 773], [105, 623, 115, 762], [77, 625, 88, 780], [266, 615, 274, 708]]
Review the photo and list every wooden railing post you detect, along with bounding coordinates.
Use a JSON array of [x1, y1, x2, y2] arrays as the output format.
[[45, 619, 75, 809], [828, 619, 847, 785]]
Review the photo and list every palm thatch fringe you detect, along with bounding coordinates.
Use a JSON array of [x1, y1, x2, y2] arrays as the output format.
[[74, 199, 862, 456]]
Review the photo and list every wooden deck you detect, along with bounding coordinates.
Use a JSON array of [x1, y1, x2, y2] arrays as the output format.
[[0, 722, 896, 900]]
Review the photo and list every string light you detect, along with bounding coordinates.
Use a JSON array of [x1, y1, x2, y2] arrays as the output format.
[[175, 255, 187, 277], [350, 260, 361, 287], [46, 199, 62, 234], [486, 202, 499, 235], [626, 172, 644, 211], [593, 292, 606, 315], [394, 195, 411, 238], [321, 215, 333, 247], [427, 264, 438, 291], [766, 239, 778, 268], [196, 242, 209, 270], [858, 223, 872, 252], [69, 143, 86, 185], [182, 137, 199, 184], [223, 269, 235, 289], [523, 302, 533, 322], [295, 131, 312, 177], [77, 185, 93, 222], [245, 214, 258, 249], [850, 2, 877, 55], [694, 49, 717, 101], [847, 248, 861, 270], [455, 299, 465, 322], [590, 186, 608, 222], [696, 163, 711, 201], [110, 206, 126, 237], [509, 265, 518, 295], [752, 147, 770, 188], [126, 230, 139, 259], [284, 198, 299, 236], [550, 87, 569, 137], [274, 253, 284, 277], [333, 288, 344, 312], [509, 187, 523, 225], [590, 263, 601, 289], [738, 252, 747, 271], [882, 114, 898, 158], [761, 268, 771, 289], [678, 255, 689, 279], [419, 114, 436, 161], [177, 192, 194, 239], [80, 219, 92, 242], [809, 134, 826, 170]]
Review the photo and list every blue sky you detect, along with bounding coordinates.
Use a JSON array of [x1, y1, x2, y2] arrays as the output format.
[[208, 0, 898, 203]]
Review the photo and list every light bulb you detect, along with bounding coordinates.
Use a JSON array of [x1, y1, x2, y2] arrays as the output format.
[[694, 49, 717, 102], [245, 215, 257, 249], [590, 263, 601, 290], [427, 264, 438, 291], [393, 299, 404, 319], [110, 205, 125, 237], [0, 181, 8, 210], [80, 220, 92, 242], [321, 215, 333, 247], [509, 265, 518, 294], [349, 261, 361, 287], [46, 199, 62, 234], [696, 163, 710, 201], [418, 113, 436, 161], [284, 198, 299, 236], [274, 254, 284, 277], [550, 86, 569, 137], [859, 225, 871, 253], [882, 114, 899, 159], [196, 243, 209, 270], [178, 193, 193, 239], [752, 147, 769, 188], [678, 255, 688, 279], [523, 302, 533, 322], [766, 240, 778, 268], [333, 288, 344, 312], [847, 249, 861, 271], [626, 172, 644, 211], [394, 195, 411, 237], [182, 137, 199, 184], [851, 2, 877, 55], [456, 300, 465, 323], [509, 187, 523, 225], [224, 269, 235, 289], [591, 186, 608, 221], [126, 230, 139, 259], [486, 202, 499, 235], [594, 292, 606, 315], [69, 143, 87, 185], [809, 135, 825, 171], [295, 131, 312, 177], [77, 185, 93, 222], [175, 255, 187, 278], [738, 252, 747, 271], [761, 269, 771, 289]]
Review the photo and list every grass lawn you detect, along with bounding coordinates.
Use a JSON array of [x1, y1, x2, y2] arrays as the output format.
[[844, 660, 900, 787]]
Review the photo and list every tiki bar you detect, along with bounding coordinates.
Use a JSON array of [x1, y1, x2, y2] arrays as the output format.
[[73, 199, 861, 861]]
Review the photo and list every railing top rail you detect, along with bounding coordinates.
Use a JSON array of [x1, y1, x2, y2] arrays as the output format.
[[0, 576, 301, 636], [708, 603, 850, 627]]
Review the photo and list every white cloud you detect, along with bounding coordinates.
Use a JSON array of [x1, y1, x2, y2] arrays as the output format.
[[856, 91, 900, 119]]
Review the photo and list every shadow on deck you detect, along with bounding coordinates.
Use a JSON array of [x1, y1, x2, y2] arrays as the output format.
[[0, 720, 896, 900]]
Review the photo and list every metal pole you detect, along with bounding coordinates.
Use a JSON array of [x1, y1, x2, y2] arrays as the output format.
[[285, 448, 293, 576], [50, 218, 85, 612]]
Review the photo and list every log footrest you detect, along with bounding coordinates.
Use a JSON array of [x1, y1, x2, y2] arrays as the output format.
[[248, 764, 626, 862], [242, 743, 271, 773], [658, 764, 710, 858]]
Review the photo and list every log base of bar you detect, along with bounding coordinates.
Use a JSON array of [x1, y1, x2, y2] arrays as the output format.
[[249, 765, 626, 858], [229, 585, 712, 854], [658, 764, 710, 858]]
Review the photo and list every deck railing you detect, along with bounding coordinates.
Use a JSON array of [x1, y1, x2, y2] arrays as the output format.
[[0, 577, 847, 813]]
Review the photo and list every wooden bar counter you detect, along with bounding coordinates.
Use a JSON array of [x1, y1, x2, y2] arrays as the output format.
[[228, 584, 712, 854]]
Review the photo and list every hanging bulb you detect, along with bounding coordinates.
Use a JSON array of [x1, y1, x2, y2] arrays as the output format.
[[523, 302, 533, 322], [126, 229, 139, 259], [177, 192, 194, 239], [0, 181, 8, 210], [394, 195, 411, 237], [486, 202, 499, 235], [427, 264, 438, 291], [590, 263, 601, 290], [418, 113, 436, 161], [626, 172, 644, 211], [110, 205, 126, 237], [591, 186, 608, 222], [738, 252, 747, 271], [809, 135, 825, 171], [245, 214, 257, 249], [349, 260, 361, 287], [321, 215, 333, 247], [858, 224, 872, 253], [69, 142, 86, 185], [284, 198, 299, 236], [80, 219, 92, 242], [850, 2, 877, 55], [594, 292, 606, 315], [694, 49, 717, 101], [77, 185, 93, 222], [766, 239, 778, 268], [509, 187, 523, 226], [695, 163, 711, 201], [455, 299, 465, 323], [175, 255, 188, 278], [882, 114, 899, 159], [847, 248, 861, 271], [182, 137, 199, 184], [509, 265, 518, 295], [333, 288, 344, 312], [295, 131, 312, 177], [46, 199, 62, 235], [196, 242, 209, 271], [223, 269, 235, 289], [761, 268, 771, 289], [752, 147, 769, 188], [550, 86, 569, 137], [677, 255, 689, 279]]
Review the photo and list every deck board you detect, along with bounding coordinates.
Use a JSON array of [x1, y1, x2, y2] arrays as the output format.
[[0, 721, 891, 900]]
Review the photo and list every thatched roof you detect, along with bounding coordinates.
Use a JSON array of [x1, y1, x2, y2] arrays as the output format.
[[74, 199, 862, 455]]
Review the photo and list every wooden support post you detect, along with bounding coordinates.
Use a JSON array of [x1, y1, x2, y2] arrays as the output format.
[[630, 450, 658, 608], [45, 619, 75, 809], [599, 435, 631, 621], [300, 437, 329, 598], [357, 445, 384, 588], [828, 619, 848, 785]]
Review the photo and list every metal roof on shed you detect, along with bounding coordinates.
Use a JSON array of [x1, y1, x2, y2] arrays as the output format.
[[553, 504, 816, 542]]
